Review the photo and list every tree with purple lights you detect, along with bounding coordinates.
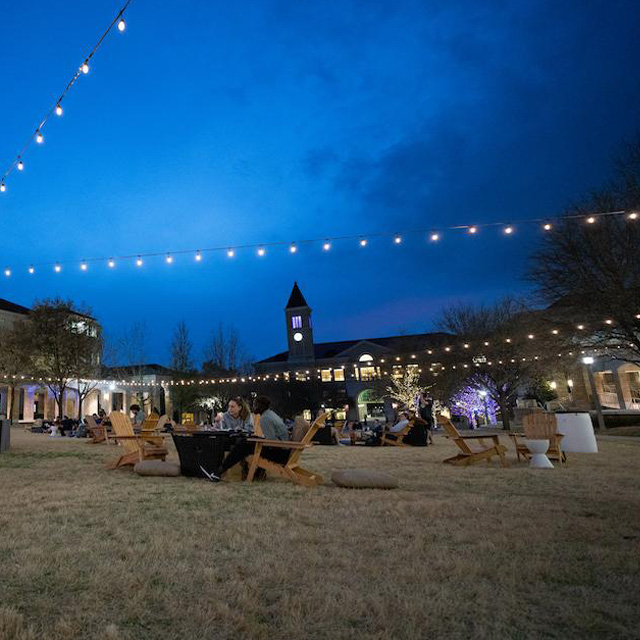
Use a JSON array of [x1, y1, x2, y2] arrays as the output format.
[[449, 379, 499, 428]]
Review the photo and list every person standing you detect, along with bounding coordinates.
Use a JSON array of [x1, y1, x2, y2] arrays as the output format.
[[417, 393, 435, 445]]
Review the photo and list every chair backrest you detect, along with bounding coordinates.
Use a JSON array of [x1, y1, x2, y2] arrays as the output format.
[[141, 412, 160, 433], [523, 412, 557, 439], [85, 415, 99, 430], [252, 414, 265, 437], [439, 416, 461, 438], [155, 415, 170, 432], [108, 411, 140, 455], [291, 416, 310, 442], [299, 412, 327, 445]]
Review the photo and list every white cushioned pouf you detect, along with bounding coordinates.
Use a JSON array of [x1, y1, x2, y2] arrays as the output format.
[[331, 468, 399, 489], [134, 460, 181, 477]]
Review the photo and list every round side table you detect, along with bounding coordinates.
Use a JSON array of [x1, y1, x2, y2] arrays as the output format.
[[524, 438, 554, 469]]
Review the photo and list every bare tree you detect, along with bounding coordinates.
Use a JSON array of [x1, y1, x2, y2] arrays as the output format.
[[528, 135, 640, 365], [203, 323, 252, 373], [437, 298, 559, 430], [171, 321, 194, 372]]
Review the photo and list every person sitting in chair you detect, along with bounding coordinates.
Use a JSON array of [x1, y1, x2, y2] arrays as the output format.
[[205, 395, 289, 482], [220, 396, 253, 433], [390, 411, 411, 433], [129, 404, 145, 428]]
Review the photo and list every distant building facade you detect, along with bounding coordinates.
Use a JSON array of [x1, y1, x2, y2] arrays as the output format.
[[255, 283, 452, 421]]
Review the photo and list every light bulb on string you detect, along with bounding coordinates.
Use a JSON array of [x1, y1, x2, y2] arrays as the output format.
[[0, 182, 5, 193], [394, 235, 402, 244], [36, 130, 44, 144], [430, 232, 439, 242], [135, 256, 143, 267], [227, 248, 235, 258], [108, 258, 115, 268], [165, 254, 173, 264], [28, 266, 34, 274], [289, 243, 297, 254], [55, 104, 63, 116], [82, 61, 90, 74], [257, 247, 265, 257], [195, 251, 202, 261], [54, 263, 61, 273], [543, 223, 552, 231], [17, 159, 24, 171], [323, 241, 331, 251], [4, 268, 11, 277], [468, 226, 477, 234], [504, 226, 513, 235], [117, 17, 126, 31], [359, 238, 367, 247], [586, 216, 596, 224], [629, 212, 638, 220], [80, 262, 88, 271]]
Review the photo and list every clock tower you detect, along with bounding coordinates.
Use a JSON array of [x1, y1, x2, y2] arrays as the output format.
[[285, 282, 314, 363]]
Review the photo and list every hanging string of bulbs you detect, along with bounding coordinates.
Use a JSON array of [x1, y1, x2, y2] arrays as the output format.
[[0, 1, 131, 194], [2, 208, 639, 277]]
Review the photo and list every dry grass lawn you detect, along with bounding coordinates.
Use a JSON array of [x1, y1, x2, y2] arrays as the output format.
[[1, 428, 639, 640]]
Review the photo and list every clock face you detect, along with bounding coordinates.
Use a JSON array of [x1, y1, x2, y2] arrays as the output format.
[[293, 331, 303, 342]]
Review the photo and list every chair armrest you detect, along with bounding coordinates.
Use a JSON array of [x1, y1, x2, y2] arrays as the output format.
[[247, 438, 306, 449]]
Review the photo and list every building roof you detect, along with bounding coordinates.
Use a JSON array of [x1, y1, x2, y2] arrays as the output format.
[[102, 363, 176, 376], [0, 298, 31, 315], [285, 282, 309, 309], [256, 331, 453, 364]]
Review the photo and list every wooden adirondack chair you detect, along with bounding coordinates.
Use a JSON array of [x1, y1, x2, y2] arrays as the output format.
[[246, 412, 327, 486], [439, 416, 509, 468], [381, 419, 414, 446], [85, 414, 107, 444], [106, 411, 169, 469], [140, 412, 170, 446], [510, 413, 566, 464]]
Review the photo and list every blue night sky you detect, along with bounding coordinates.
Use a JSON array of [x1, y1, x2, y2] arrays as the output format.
[[1, 0, 639, 365]]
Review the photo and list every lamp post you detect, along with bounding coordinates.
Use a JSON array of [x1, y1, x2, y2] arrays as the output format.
[[582, 356, 606, 432]]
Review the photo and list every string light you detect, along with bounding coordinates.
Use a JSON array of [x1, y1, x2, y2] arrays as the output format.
[[28, 266, 35, 274], [0, 182, 5, 193], [4, 208, 639, 277], [80, 262, 88, 271], [165, 254, 173, 264], [54, 263, 61, 273], [4, 268, 11, 277], [586, 216, 596, 224], [504, 226, 513, 235], [468, 226, 477, 234], [135, 256, 143, 267], [543, 223, 552, 231], [394, 235, 402, 244], [0, 1, 131, 191], [108, 258, 115, 268], [629, 212, 638, 220]]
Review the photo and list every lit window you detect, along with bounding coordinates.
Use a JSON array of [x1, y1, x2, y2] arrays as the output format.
[[292, 315, 302, 329], [359, 353, 373, 362], [334, 369, 345, 381], [321, 369, 332, 382]]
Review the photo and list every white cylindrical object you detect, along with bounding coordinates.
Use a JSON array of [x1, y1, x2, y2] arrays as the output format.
[[555, 412, 598, 453], [525, 439, 554, 468]]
